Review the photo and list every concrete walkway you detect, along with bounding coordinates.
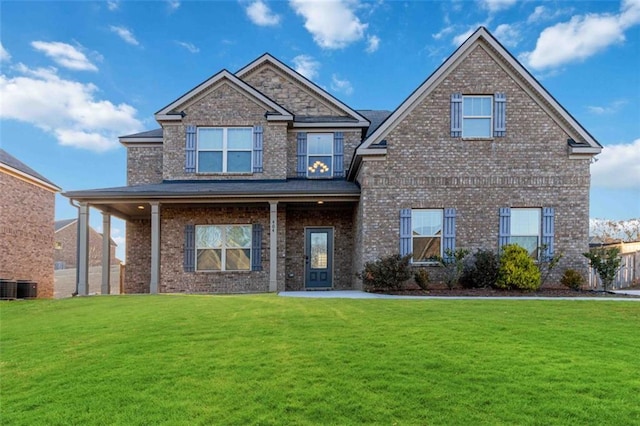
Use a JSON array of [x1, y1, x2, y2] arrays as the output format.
[[279, 290, 640, 301]]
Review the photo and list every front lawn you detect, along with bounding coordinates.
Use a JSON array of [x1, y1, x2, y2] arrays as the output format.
[[1, 295, 639, 425]]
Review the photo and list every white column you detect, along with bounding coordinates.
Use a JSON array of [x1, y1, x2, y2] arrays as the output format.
[[150, 202, 160, 294], [269, 201, 278, 292], [77, 203, 90, 296], [101, 212, 111, 295]]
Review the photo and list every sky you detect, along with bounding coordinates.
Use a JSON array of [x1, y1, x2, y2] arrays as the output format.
[[1, 0, 639, 262]]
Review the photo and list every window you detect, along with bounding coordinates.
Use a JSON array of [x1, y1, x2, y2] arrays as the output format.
[[195, 225, 251, 271], [307, 133, 333, 178], [511, 208, 541, 258], [463, 96, 492, 138], [197, 127, 252, 173], [411, 209, 443, 263]]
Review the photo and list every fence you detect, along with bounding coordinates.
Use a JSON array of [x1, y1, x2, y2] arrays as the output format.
[[588, 250, 640, 290]]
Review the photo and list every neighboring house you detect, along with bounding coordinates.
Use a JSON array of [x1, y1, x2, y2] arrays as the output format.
[[64, 27, 602, 295], [54, 219, 120, 270], [0, 149, 61, 298]]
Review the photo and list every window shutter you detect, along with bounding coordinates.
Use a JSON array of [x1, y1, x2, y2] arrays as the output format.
[[399, 209, 412, 257], [185, 125, 196, 173], [498, 207, 511, 249], [451, 93, 463, 137], [253, 125, 263, 173], [333, 132, 344, 177], [184, 224, 195, 272], [541, 207, 555, 260], [251, 224, 263, 271], [494, 93, 506, 137], [296, 132, 307, 177], [443, 208, 457, 261]]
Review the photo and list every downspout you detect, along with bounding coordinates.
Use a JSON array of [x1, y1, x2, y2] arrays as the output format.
[[69, 198, 80, 297]]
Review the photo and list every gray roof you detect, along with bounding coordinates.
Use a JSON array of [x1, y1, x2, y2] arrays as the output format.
[[0, 149, 59, 189], [357, 110, 393, 137], [54, 218, 77, 232], [294, 116, 360, 123], [120, 128, 163, 139], [64, 179, 360, 199]]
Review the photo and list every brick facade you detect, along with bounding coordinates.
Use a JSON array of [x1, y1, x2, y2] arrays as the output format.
[[54, 222, 119, 268], [127, 146, 163, 185], [0, 171, 56, 298]]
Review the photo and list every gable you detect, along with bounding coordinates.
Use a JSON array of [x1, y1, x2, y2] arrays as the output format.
[[155, 70, 292, 123], [356, 27, 602, 158], [237, 54, 369, 126]]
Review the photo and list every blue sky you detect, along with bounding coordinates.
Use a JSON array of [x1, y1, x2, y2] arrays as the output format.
[[1, 0, 639, 261]]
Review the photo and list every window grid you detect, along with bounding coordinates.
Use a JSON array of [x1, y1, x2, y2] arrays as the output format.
[[462, 95, 493, 138], [411, 209, 443, 264], [307, 133, 333, 179], [197, 127, 252, 173], [510, 208, 541, 259]]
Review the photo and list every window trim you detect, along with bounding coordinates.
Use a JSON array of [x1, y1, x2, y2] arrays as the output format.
[[462, 95, 493, 139], [196, 127, 253, 174], [195, 224, 252, 272], [411, 209, 444, 264], [306, 133, 334, 179], [510, 208, 542, 259]]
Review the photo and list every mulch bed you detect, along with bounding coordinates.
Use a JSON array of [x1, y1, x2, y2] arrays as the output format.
[[374, 285, 640, 298]]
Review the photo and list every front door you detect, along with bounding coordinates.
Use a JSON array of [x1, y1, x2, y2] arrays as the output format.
[[305, 228, 333, 289]]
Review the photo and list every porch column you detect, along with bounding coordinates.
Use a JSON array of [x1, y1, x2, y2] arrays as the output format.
[[269, 201, 278, 292], [77, 203, 90, 296], [150, 202, 160, 294], [101, 212, 111, 295]]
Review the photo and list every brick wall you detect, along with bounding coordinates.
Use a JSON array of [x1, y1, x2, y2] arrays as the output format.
[[127, 146, 163, 185], [356, 43, 592, 283], [124, 219, 151, 293], [0, 172, 55, 297], [242, 64, 346, 116], [285, 204, 355, 290], [162, 82, 288, 181], [54, 224, 119, 268]]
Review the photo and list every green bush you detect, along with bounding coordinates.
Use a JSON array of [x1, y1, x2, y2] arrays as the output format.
[[460, 249, 499, 288], [561, 269, 585, 290], [583, 247, 622, 291], [414, 268, 430, 290], [496, 244, 541, 291], [357, 254, 412, 292], [441, 248, 470, 289]]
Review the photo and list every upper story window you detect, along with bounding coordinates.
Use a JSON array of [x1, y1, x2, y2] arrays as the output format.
[[451, 93, 506, 138], [463, 96, 492, 138], [195, 225, 252, 271], [307, 133, 333, 178], [197, 127, 252, 173]]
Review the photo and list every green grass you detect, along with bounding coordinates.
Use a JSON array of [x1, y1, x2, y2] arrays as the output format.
[[1, 295, 639, 425]]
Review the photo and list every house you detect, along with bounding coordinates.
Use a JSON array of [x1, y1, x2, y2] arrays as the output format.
[[64, 27, 601, 295], [54, 218, 120, 270], [0, 149, 61, 298]]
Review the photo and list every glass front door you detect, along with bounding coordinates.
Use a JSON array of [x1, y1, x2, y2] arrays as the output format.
[[305, 228, 333, 289]]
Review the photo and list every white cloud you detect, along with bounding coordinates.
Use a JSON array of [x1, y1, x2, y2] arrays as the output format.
[[591, 139, 640, 189], [0, 64, 143, 152], [290, 0, 367, 49], [493, 24, 520, 48], [176, 41, 199, 53], [167, 0, 180, 12], [291, 54, 320, 80], [432, 26, 454, 40], [107, 1, 119, 11], [587, 100, 628, 115], [366, 35, 380, 53], [478, 0, 517, 12], [453, 28, 475, 46], [330, 74, 353, 95], [245, 0, 281, 26], [31, 41, 98, 72], [521, 0, 640, 70], [110, 25, 140, 46], [0, 42, 10, 62]]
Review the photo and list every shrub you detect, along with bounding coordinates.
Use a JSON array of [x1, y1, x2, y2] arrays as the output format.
[[414, 268, 430, 290], [583, 247, 622, 291], [440, 248, 470, 289], [561, 269, 585, 291], [460, 249, 499, 288], [357, 254, 412, 292], [537, 244, 563, 288], [496, 244, 541, 291]]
